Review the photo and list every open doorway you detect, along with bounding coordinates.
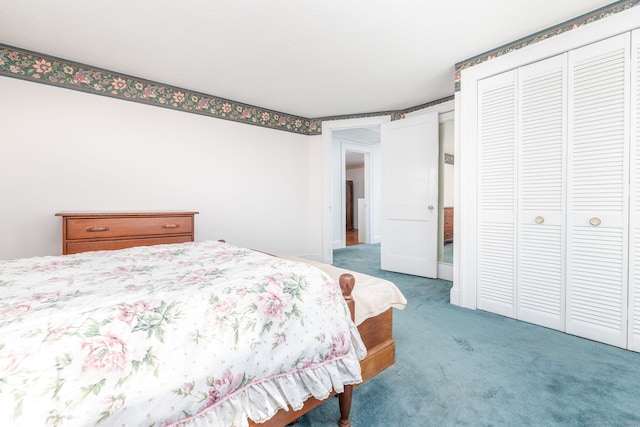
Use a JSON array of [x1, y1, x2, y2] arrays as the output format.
[[440, 119, 455, 263], [345, 151, 365, 246], [332, 128, 380, 250], [321, 104, 454, 277]]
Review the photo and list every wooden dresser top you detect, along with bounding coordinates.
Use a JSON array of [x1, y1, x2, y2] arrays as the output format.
[[55, 211, 199, 218]]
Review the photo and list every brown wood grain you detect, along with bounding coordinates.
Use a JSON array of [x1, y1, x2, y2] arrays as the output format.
[[55, 211, 197, 254], [65, 235, 193, 254]]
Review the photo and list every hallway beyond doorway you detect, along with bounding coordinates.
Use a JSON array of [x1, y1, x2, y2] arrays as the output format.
[[346, 229, 360, 246]]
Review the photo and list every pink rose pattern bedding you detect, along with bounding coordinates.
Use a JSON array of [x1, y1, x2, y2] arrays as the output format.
[[0, 241, 365, 426]]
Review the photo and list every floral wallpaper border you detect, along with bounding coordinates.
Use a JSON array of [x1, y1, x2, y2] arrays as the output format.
[[0, 44, 321, 135], [0, 43, 454, 136], [0, 42, 454, 136], [2, 1, 636, 135], [314, 95, 455, 124], [454, 0, 640, 90]]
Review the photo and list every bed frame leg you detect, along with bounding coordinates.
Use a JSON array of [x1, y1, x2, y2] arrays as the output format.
[[337, 274, 355, 427], [338, 384, 353, 427]]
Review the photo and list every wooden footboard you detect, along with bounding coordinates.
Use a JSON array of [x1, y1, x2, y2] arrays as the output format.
[[357, 309, 395, 383], [248, 274, 396, 427]]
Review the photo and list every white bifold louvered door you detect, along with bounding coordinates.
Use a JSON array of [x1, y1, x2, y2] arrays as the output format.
[[476, 33, 637, 350], [630, 29, 640, 352], [517, 55, 567, 330], [477, 70, 518, 318], [566, 33, 630, 348]]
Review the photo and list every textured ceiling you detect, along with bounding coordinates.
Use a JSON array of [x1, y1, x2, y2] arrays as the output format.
[[0, 0, 618, 118]]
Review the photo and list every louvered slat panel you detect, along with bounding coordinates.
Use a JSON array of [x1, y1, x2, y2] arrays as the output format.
[[630, 30, 640, 351], [519, 225, 563, 316], [477, 71, 517, 317], [570, 45, 626, 212], [567, 34, 629, 348], [478, 222, 515, 306], [517, 55, 566, 329]]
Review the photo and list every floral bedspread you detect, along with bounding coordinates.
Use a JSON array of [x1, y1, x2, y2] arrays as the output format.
[[0, 241, 366, 427]]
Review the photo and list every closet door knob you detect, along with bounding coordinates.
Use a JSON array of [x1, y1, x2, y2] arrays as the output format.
[[535, 216, 544, 224], [590, 217, 601, 226]]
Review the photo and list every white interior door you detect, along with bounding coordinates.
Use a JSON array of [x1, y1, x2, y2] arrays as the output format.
[[517, 54, 567, 331], [380, 113, 439, 278], [566, 33, 630, 348], [476, 70, 518, 318]]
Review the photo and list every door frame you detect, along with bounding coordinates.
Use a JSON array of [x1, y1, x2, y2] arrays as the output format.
[[321, 101, 455, 267], [341, 147, 370, 248], [437, 111, 455, 281], [322, 116, 390, 264], [406, 102, 456, 280]]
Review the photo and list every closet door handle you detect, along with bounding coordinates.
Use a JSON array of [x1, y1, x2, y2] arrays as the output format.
[[589, 217, 601, 226], [535, 216, 544, 224]]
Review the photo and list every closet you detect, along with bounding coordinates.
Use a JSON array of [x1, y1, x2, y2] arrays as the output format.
[[476, 29, 640, 351]]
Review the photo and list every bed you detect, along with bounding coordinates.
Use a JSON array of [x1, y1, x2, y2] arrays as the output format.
[[0, 240, 405, 426], [252, 255, 407, 427]]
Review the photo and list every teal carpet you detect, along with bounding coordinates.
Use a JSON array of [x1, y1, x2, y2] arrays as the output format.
[[297, 244, 640, 427]]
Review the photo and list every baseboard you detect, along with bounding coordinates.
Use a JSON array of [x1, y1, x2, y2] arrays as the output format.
[[449, 286, 460, 306], [437, 262, 453, 281]]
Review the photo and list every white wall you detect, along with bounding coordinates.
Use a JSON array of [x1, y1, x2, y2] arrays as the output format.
[[330, 136, 344, 248], [0, 77, 323, 260]]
